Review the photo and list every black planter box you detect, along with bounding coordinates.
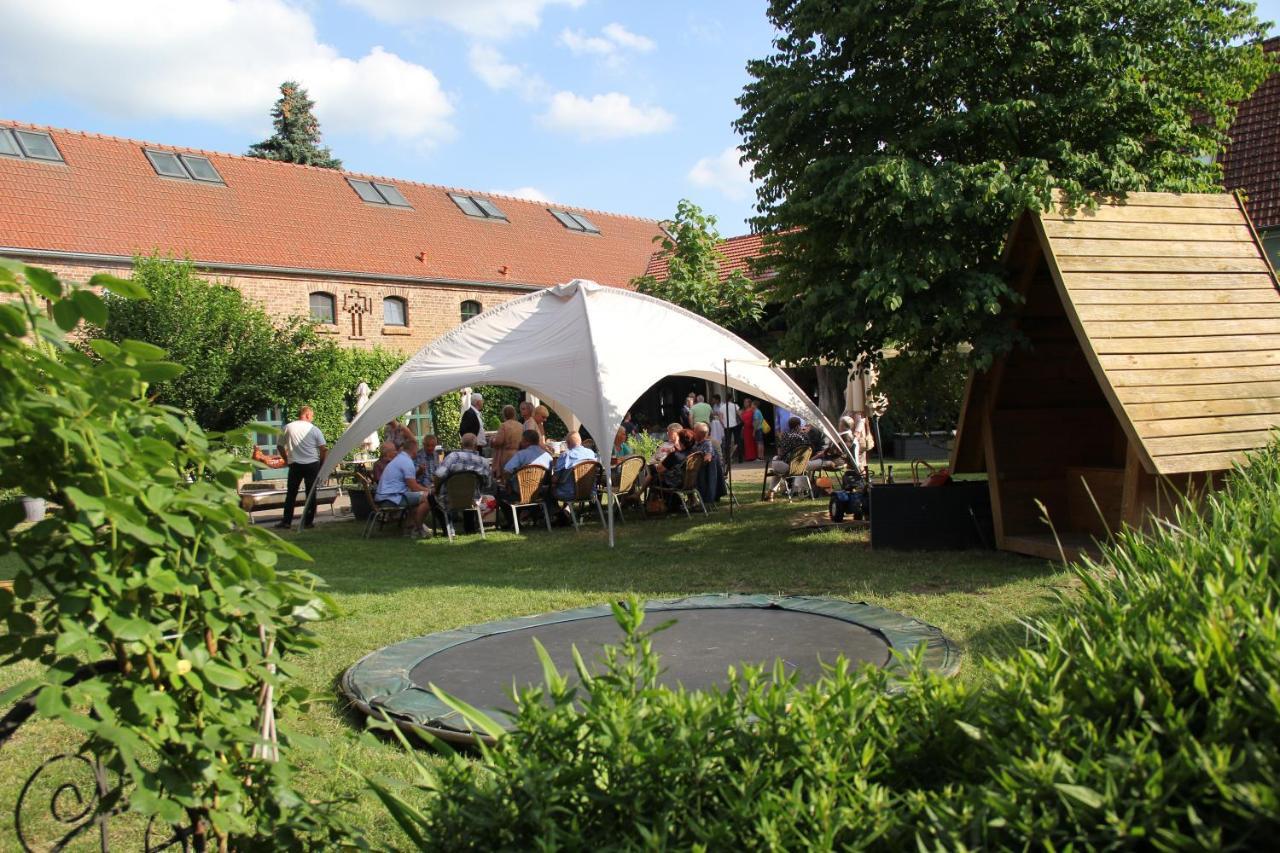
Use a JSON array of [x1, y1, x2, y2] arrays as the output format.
[[889, 432, 954, 460], [870, 481, 994, 550], [348, 488, 373, 521]]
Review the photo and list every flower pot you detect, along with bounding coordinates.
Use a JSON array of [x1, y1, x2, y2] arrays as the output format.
[[20, 496, 46, 523], [348, 489, 372, 521]]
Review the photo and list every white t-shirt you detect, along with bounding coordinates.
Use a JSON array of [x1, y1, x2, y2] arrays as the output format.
[[281, 420, 326, 464], [719, 402, 740, 428]]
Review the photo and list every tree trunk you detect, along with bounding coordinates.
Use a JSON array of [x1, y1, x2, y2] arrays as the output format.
[[815, 365, 848, 424]]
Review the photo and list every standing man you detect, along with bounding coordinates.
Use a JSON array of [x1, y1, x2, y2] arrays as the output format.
[[460, 393, 487, 452], [690, 394, 712, 429], [721, 395, 742, 462], [275, 405, 327, 529]]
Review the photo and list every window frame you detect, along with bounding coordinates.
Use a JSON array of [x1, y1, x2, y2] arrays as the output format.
[[449, 193, 507, 221], [13, 130, 63, 162], [309, 291, 337, 325], [383, 296, 408, 327], [178, 153, 223, 183], [549, 208, 598, 233], [0, 129, 21, 158], [372, 182, 411, 207], [460, 300, 482, 323]]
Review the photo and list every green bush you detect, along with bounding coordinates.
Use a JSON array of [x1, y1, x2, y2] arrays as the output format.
[[370, 443, 1280, 849], [0, 261, 355, 849], [309, 345, 406, 446]]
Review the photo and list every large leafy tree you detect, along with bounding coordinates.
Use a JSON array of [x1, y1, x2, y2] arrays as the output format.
[[91, 255, 336, 432], [736, 0, 1273, 367], [247, 80, 342, 169], [631, 199, 765, 337]]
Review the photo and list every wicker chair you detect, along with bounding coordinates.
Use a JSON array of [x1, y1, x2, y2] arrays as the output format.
[[604, 455, 645, 524], [437, 471, 486, 543], [360, 474, 407, 538], [761, 446, 815, 502], [650, 452, 707, 518], [559, 460, 606, 530], [504, 464, 552, 534]]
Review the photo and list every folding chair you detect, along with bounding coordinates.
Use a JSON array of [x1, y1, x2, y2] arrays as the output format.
[[360, 476, 407, 538], [650, 453, 707, 518], [437, 471, 486, 543], [560, 460, 606, 530], [762, 447, 815, 502], [504, 464, 552, 534], [603, 455, 645, 524]]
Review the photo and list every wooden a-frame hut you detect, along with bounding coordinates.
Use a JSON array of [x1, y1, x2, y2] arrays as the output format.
[[951, 190, 1280, 559]]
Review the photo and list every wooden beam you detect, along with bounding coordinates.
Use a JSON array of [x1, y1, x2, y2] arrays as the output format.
[[1044, 205, 1247, 225], [1145, 429, 1275, 456], [1073, 289, 1280, 306], [1125, 397, 1280, 421], [1115, 380, 1280, 404], [1051, 190, 1238, 209], [1077, 303, 1280, 321], [1052, 238, 1260, 258], [1135, 413, 1280, 438], [1153, 449, 1252, 474], [1091, 333, 1280, 354], [1062, 272, 1277, 290], [1041, 220, 1252, 242], [1084, 318, 1280, 337], [1109, 365, 1280, 387], [1056, 256, 1271, 273]]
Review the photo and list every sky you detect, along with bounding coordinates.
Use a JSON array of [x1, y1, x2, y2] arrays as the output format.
[[1, 1, 1277, 236]]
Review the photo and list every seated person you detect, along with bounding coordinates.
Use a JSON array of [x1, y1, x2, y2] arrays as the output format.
[[503, 429, 553, 478], [768, 417, 810, 496], [371, 440, 397, 482], [654, 429, 694, 490], [373, 437, 432, 536], [414, 434, 441, 486], [553, 432, 598, 501], [251, 446, 286, 469], [432, 433, 492, 530], [651, 423, 683, 466], [803, 424, 843, 472], [613, 426, 631, 459], [692, 422, 728, 505]]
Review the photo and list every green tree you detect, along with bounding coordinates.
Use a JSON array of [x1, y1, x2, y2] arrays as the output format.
[[247, 81, 342, 169], [736, 0, 1274, 367], [91, 255, 336, 433], [631, 199, 765, 336]]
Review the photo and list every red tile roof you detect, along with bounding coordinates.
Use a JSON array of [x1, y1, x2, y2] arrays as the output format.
[[642, 231, 778, 282], [1222, 37, 1280, 230], [0, 120, 664, 288]]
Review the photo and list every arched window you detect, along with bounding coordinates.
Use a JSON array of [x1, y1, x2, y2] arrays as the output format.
[[460, 300, 482, 322], [383, 296, 408, 327], [309, 291, 335, 324]]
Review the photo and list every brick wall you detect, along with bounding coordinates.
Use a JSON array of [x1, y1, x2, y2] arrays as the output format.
[[26, 257, 526, 353]]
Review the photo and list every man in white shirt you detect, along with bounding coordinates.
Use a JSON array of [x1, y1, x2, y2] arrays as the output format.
[[716, 396, 742, 463], [275, 405, 327, 529]]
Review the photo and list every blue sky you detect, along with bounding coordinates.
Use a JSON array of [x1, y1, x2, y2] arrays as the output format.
[[1, 0, 1276, 235]]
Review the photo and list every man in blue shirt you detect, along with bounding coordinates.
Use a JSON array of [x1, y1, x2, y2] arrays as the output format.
[[374, 436, 432, 536], [553, 432, 598, 501], [497, 430, 553, 528]]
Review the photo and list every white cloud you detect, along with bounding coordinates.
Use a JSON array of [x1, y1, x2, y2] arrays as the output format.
[[539, 92, 674, 141], [559, 23, 655, 67], [688, 147, 756, 201], [0, 0, 455, 148], [467, 44, 546, 100], [346, 0, 584, 40], [493, 186, 552, 202]]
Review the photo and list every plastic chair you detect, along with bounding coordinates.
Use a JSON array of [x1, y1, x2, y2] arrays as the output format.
[[438, 471, 486, 543], [762, 447, 815, 501], [604, 455, 645, 524], [650, 452, 707, 518], [560, 460, 606, 530], [361, 476, 407, 538], [505, 464, 552, 534]]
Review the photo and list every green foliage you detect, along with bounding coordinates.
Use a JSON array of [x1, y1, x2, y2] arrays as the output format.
[[0, 261, 354, 849], [736, 1, 1275, 368], [246, 80, 342, 169], [429, 391, 463, 446], [625, 428, 661, 462], [631, 199, 765, 336], [474, 385, 522, 431], [368, 442, 1280, 848], [876, 348, 969, 437], [309, 345, 406, 447], [89, 255, 335, 434]]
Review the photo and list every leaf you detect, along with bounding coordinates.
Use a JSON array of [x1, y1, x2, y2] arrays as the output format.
[[90, 272, 149, 300], [955, 720, 985, 741], [1055, 783, 1104, 809], [71, 289, 109, 326], [120, 339, 168, 361], [429, 683, 507, 741], [106, 615, 154, 642], [135, 361, 186, 383], [87, 338, 121, 359], [202, 661, 249, 690], [51, 298, 81, 332], [0, 304, 26, 336], [24, 265, 62, 300]]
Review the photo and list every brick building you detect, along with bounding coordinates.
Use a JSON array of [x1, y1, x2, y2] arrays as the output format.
[[1221, 36, 1280, 269], [0, 120, 665, 355]]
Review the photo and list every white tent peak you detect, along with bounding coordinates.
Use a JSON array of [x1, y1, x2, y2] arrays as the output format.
[[312, 282, 847, 544]]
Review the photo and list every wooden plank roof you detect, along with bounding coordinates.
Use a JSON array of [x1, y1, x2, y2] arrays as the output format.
[[1036, 190, 1280, 474]]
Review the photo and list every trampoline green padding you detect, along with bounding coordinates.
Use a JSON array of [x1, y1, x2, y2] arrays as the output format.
[[340, 594, 959, 743]]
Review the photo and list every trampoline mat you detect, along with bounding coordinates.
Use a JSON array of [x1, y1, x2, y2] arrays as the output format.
[[408, 608, 890, 711]]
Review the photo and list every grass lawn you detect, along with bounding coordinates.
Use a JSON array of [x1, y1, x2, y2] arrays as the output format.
[[0, 475, 1068, 847]]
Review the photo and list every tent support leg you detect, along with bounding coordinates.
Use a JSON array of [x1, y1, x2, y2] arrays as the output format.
[[606, 461, 616, 548]]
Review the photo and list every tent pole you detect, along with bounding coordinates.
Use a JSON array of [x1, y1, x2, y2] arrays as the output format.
[[606, 454, 616, 548], [724, 358, 734, 522], [873, 415, 886, 481]]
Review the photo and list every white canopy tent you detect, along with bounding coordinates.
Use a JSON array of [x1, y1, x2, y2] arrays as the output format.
[[312, 280, 845, 545]]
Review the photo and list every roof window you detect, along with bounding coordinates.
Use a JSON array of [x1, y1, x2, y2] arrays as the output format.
[[450, 193, 507, 221], [144, 149, 224, 183], [348, 178, 412, 208], [550, 209, 600, 234], [0, 129, 64, 163]]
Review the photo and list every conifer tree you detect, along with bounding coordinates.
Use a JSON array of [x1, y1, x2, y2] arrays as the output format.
[[247, 80, 342, 169]]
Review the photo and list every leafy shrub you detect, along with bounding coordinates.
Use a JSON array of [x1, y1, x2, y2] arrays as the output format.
[[370, 444, 1280, 849], [0, 261, 355, 849], [624, 429, 661, 461], [309, 344, 406, 446]]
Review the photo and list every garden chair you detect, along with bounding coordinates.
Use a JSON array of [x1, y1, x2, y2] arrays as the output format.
[[560, 460, 606, 530], [360, 474, 407, 538], [650, 452, 707, 518], [761, 447, 815, 502], [505, 464, 553, 534], [436, 471, 486, 543], [603, 455, 645, 524]]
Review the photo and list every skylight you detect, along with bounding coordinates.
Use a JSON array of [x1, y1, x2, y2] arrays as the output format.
[[348, 178, 412, 208], [450, 193, 507, 221], [144, 149, 224, 183], [550, 209, 600, 234], [0, 128, 64, 163]]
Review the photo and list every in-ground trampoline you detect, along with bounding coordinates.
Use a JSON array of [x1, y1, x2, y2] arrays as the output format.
[[341, 594, 959, 743]]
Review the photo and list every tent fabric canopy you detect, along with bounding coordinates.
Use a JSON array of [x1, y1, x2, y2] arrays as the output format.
[[314, 280, 844, 541]]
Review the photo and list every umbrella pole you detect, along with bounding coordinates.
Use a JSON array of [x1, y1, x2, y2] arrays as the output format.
[[724, 358, 734, 522]]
